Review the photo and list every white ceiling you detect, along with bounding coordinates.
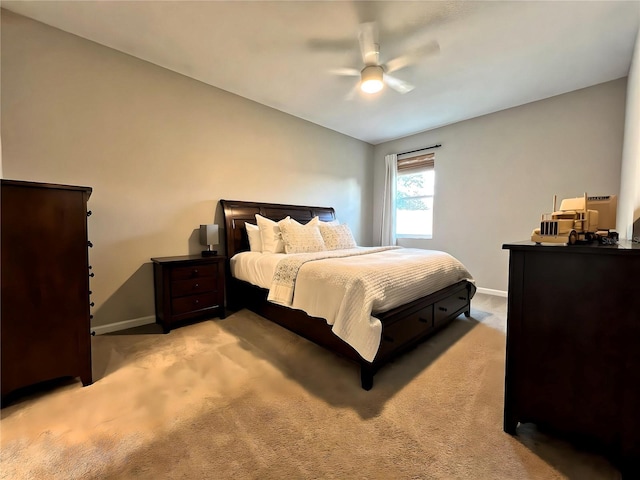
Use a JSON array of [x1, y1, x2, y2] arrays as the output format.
[[3, 1, 639, 145]]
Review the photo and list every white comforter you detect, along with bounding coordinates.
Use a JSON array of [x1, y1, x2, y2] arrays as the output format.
[[232, 247, 475, 362]]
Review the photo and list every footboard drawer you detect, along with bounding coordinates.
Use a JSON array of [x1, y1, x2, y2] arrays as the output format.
[[434, 288, 469, 326], [381, 305, 434, 348]]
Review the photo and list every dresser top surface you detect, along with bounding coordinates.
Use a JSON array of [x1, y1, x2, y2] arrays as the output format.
[[1, 179, 92, 196], [503, 240, 640, 253]]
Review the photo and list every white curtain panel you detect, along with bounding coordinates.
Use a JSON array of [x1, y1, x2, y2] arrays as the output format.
[[380, 153, 397, 246]]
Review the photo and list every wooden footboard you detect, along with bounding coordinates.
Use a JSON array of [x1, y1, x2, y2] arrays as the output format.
[[229, 276, 474, 390]]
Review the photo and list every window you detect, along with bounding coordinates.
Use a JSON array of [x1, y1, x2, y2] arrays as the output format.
[[396, 153, 435, 238]]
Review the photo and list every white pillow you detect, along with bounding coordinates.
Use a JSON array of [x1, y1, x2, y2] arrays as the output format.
[[255, 214, 290, 254], [280, 221, 326, 254], [245, 222, 262, 252], [319, 224, 357, 250]]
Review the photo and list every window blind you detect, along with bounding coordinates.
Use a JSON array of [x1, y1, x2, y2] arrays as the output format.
[[397, 152, 435, 172]]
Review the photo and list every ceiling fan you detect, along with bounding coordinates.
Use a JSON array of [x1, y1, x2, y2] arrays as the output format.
[[330, 22, 440, 98]]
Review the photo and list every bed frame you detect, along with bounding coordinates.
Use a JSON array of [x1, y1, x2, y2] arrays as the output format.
[[221, 199, 475, 390]]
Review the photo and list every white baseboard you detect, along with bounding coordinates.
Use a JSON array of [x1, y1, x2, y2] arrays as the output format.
[[476, 287, 508, 298], [92, 287, 506, 334], [92, 315, 156, 335]]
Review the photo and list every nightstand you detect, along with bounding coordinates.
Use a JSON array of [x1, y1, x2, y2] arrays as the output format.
[[151, 255, 226, 333]]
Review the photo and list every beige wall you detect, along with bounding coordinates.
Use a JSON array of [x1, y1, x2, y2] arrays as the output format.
[[619, 28, 640, 240], [1, 11, 374, 328], [373, 79, 627, 293]]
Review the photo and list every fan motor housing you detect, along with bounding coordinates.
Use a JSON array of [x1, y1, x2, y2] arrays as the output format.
[[361, 65, 384, 93]]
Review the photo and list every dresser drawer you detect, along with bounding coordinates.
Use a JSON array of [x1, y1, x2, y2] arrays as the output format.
[[171, 276, 217, 298], [434, 289, 469, 326], [381, 304, 433, 348], [170, 263, 217, 281], [171, 292, 219, 316]]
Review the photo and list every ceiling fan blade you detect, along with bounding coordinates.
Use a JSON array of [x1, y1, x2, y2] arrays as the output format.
[[385, 40, 440, 74], [344, 83, 360, 101], [358, 21, 379, 65], [384, 74, 415, 94], [328, 67, 360, 77]]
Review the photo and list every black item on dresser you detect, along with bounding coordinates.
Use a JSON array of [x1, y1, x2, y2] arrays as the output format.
[[151, 255, 226, 333], [1, 179, 94, 404], [502, 241, 640, 477]]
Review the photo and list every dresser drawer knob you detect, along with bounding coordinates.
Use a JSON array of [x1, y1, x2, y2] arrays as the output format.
[[87, 241, 93, 248], [418, 317, 430, 323], [193, 269, 198, 274], [90, 302, 95, 307], [194, 283, 199, 288], [87, 210, 92, 217], [458, 296, 466, 301], [89, 272, 95, 277], [194, 299, 199, 304]]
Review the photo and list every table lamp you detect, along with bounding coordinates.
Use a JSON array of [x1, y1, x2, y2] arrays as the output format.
[[199, 224, 219, 257]]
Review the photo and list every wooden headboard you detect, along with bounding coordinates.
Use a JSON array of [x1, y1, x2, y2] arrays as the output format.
[[220, 199, 336, 258]]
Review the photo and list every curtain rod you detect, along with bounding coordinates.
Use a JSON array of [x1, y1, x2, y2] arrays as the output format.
[[398, 144, 441, 156]]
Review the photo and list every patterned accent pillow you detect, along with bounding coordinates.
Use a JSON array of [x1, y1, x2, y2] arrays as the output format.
[[319, 224, 357, 250], [280, 221, 327, 254]]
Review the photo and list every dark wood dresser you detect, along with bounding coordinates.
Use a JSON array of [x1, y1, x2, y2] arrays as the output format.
[[502, 241, 640, 476], [151, 255, 226, 333], [1, 179, 94, 403]]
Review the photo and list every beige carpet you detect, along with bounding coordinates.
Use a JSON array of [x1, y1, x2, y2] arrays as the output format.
[[0, 294, 620, 479]]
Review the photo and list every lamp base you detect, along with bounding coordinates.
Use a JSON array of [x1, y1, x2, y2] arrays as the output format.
[[201, 250, 217, 257]]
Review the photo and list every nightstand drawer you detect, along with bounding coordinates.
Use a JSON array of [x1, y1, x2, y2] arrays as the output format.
[[152, 254, 226, 333], [171, 277, 217, 298], [170, 263, 217, 281], [171, 292, 219, 316]]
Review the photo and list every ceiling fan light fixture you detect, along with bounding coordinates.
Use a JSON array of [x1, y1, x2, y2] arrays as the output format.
[[360, 65, 384, 94]]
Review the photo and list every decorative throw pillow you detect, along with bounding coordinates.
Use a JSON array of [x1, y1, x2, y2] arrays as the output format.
[[319, 224, 357, 250], [245, 222, 262, 252], [280, 221, 326, 254], [255, 214, 290, 254]]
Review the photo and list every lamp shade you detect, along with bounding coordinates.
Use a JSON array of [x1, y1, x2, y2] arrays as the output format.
[[199, 224, 219, 247]]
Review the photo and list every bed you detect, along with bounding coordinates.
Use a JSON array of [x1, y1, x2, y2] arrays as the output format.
[[221, 199, 476, 390]]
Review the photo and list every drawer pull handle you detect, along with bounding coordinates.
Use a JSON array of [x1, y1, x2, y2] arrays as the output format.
[[194, 299, 199, 304], [89, 273, 95, 277], [418, 317, 430, 323], [438, 306, 447, 312], [458, 296, 466, 301], [193, 269, 198, 274], [90, 302, 95, 307], [87, 210, 92, 217], [194, 283, 199, 288]]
